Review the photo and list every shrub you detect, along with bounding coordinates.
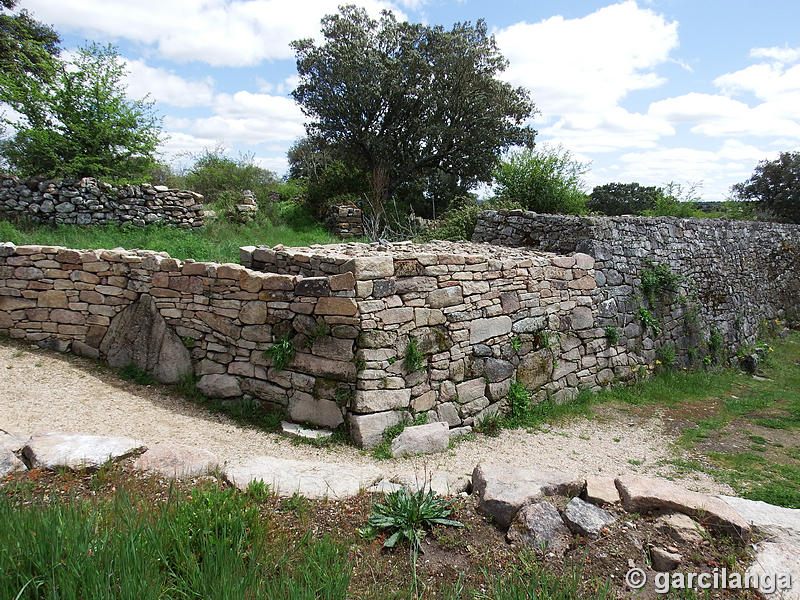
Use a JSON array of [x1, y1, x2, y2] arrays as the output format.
[[184, 148, 278, 206], [417, 195, 521, 241], [506, 381, 532, 424], [604, 326, 620, 345], [493, 145, 589, 214], [640, 259, 680, 304]]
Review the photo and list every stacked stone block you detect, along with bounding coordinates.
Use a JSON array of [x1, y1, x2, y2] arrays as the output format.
[[0, 174, 205, 228], [242, 241, 625, 446], [326, 205, 364, 238], [473, 210, 800, 363], [0, 242, 358, 430]]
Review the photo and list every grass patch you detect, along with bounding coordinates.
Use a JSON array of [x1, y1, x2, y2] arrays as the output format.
[[0, 485, 352, 599], [0, 206, 336, 263]]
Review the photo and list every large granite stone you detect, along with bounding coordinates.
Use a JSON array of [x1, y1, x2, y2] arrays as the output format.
[[224, 456, 382, 499], [472, 463, 583, 530], [718, 495, 800, 545], [349, 410, 409, 449], [563, 496, 616, 536], [1, 447, 26, 476], [746, 542, 800, 600], [133, 442, 218, 479], [506, 501, 572, 555], [100, 293, 192, 384], [615, 476, 751, 541], [390, 422, 449, 458], [22, 432, 146, 470]]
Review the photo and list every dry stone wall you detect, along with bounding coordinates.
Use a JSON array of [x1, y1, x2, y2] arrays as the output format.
[[241, 240, 625, 447], [0, 242, 359, 430], [0, 174, 204, 228], [473, 210, 800, 364], [326, 205, 364, 238]]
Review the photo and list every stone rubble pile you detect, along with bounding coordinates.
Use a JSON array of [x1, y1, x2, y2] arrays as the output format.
[[0, 174, 205, 228]]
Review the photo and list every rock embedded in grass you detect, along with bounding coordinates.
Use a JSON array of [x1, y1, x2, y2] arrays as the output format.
[[506, 501, 572, 555], [562, 496, 616, 537], [1, 447, 26, 476], [472, 463, 583, 530], [133, 442, 219, 479], [22, 432, 146, 471], [615, 476, 751, 541]]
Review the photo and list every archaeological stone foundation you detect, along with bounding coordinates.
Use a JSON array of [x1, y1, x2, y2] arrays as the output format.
[[0, 174, 205, 228], [1, 210, 799, 447]]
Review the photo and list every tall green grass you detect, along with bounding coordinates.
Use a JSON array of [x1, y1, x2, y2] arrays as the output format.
[[0, 486, 351, 599], [0, 205, 337, 264]]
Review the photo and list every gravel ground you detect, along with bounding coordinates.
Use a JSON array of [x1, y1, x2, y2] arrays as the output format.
[[0, 338, 731, 494]]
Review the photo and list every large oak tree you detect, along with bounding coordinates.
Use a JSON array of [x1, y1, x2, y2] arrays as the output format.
[[291, 5, 536, 222]]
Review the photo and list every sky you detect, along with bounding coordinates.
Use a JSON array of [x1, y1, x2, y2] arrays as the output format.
[[18, 0, 800, 201]]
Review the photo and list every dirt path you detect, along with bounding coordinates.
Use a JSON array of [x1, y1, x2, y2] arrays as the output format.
[[0, 338, 730, 493]]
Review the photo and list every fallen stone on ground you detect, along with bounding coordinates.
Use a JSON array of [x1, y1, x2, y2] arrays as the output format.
[[280, 421, 334, 441], [133, 442, 218, 479], [22, 432, 146, 470], [649, 546, 682, 572], [653, 511, 707, 544], [583, 476, 620, 505], [390, 421, 449, 458], [746, 542, 800, 600], [1, 447, 26, 476], [473, 463, 583, 529], [506, 501, 572, 555], [718, 495, 800, 545], [196, 374, 241, 398], [563, 496, 615, 537], [224, 456, 382, 499], [615, 476, 751, 541], [0, 429, 27, 453]]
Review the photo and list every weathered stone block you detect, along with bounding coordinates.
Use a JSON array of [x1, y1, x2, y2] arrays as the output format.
[[352, 389, 411, 413], [470, 316, 512, 344]]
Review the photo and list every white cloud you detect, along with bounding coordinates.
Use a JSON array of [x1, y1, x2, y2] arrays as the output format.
[[605, 141, 778, 200], [164, 91, 306, 145], [495, 2, 678, 154], [25, 0, 409, 67], [496, 2, 678, 116], [750, 46, 800, 64], [254, 155, 290, 175], [157, 131, 221, 164], [124, 59, 215, 107]]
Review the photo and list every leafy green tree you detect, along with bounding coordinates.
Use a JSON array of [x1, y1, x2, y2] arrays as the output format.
[[732, 152, 800, 223], [588, 182, 662, 216], [291, 6, 535, 224], [0, 43, 162, 182], [493, 145, 588, 214], [0, 0, 60, 80]]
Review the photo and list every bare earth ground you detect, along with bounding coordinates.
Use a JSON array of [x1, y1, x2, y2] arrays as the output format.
[[0, 338, 730, 494]]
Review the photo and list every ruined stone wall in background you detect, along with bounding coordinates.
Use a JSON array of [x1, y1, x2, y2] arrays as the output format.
[[0, 174, 205, 228], [473, 210, 800, 365]]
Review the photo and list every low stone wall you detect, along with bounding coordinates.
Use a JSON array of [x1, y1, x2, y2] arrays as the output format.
[[0, 174, 205, 228], [0, 242, 358, 430], [242, 241, 630, 446], [473, 210, 800, 363]]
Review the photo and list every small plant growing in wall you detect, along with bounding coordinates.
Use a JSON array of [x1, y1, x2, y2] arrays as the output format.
[[604, 326, 620, 345], [506, 381, 532, 425], [404, 337, 425, 372], [181, 335, 196, 349], [306, 320, 330, 346], [638, 307, 661, 336], [510, 335, 522, 353], [640, 259, 681, 304], [265, 336, 295, 372]]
